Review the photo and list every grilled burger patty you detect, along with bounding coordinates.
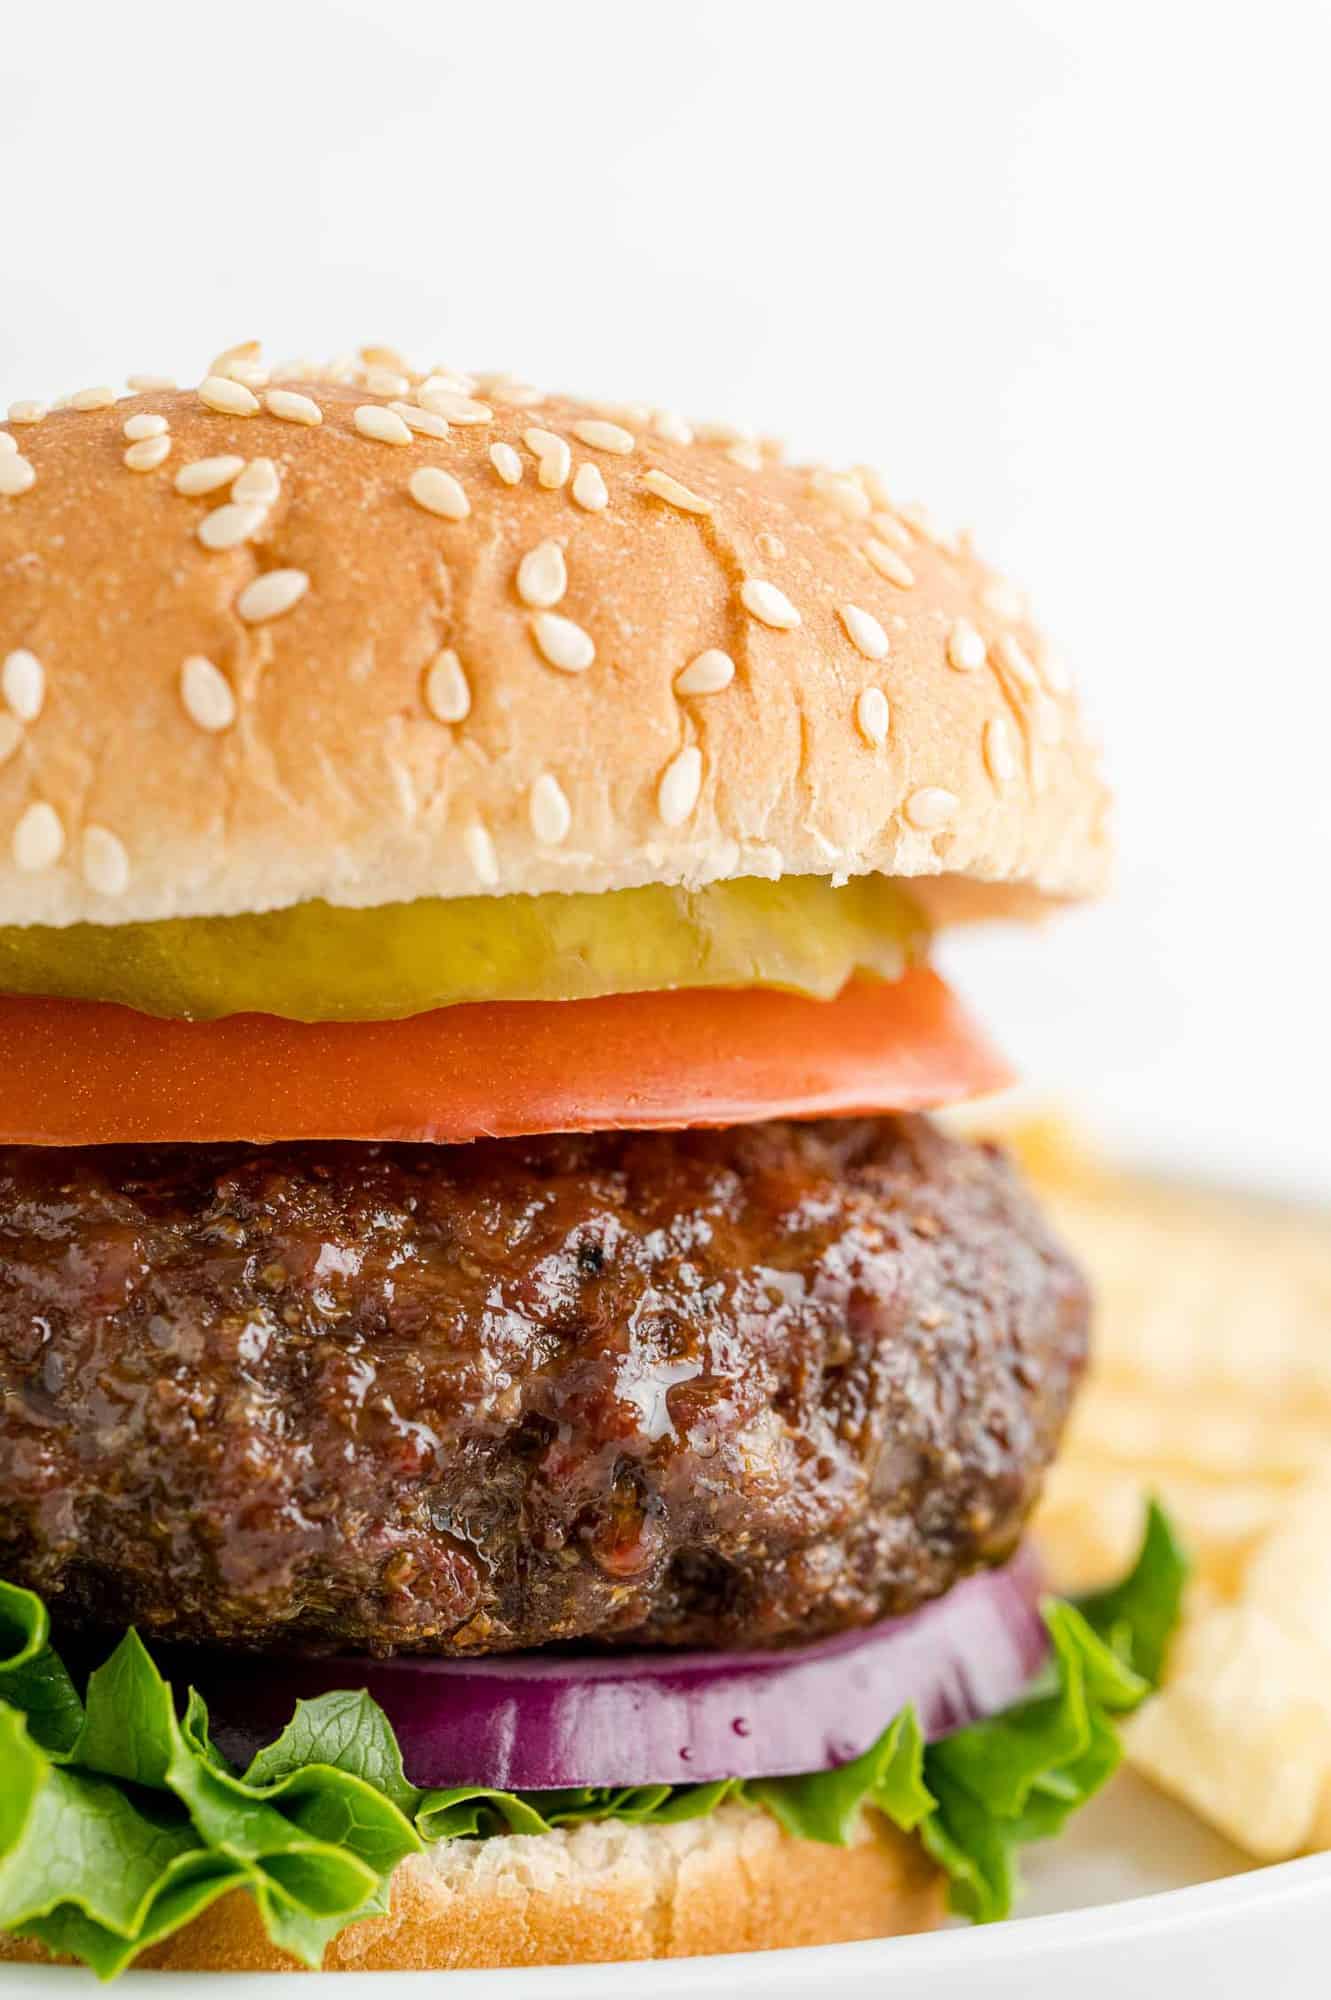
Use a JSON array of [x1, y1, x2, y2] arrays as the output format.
[[0, 1118, 1086, 1656]]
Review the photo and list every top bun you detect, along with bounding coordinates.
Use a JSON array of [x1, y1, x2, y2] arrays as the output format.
[[0, 346, 1109, 930]]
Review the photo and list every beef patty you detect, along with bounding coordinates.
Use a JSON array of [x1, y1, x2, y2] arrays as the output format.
[[0, 1118, 1086, 1655]]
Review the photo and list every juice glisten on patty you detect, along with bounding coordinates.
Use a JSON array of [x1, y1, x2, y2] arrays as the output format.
[[0, 345, 1180, 1978]]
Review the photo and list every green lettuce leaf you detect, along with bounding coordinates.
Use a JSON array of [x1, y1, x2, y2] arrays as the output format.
[[0, 1622, 421, 1975], [912, 1497, 1185, 1922], [1076, 1498, 1188, 1686], [752, 1708, 933, 1844], [0, 1505, 1185, 1976], [0, 1577, 83, 1755]]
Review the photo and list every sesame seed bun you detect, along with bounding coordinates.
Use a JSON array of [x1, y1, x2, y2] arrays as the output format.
[[0, 1804, 943, 1973], [0, 355, 1109, 929]]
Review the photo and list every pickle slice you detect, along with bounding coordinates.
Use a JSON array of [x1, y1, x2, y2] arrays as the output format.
[[0, 876, 928, 1022]]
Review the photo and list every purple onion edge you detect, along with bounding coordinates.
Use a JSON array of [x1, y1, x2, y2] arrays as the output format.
[[194, 1546, 1050, 1792]]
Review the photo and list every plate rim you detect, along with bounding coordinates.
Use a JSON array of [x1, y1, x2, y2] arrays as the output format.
[[2, 1851, 1328, 1992]]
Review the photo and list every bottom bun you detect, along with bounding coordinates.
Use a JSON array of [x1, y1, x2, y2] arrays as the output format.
[[3, 1804, 943, 1973]]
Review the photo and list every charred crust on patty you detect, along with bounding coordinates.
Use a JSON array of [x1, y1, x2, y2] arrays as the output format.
[[0, 1116, 1087, 1656]]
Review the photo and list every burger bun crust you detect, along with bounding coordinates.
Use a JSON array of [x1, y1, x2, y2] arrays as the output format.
[[0, 363, 1109, 930], [0, 1803, 942, 1972]]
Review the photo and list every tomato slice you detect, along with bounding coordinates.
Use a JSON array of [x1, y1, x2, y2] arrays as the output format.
[[0, 970, 1011, 1147]]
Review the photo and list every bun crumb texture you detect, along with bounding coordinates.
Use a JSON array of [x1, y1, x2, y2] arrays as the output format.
[[0, 1803, 944, 1971]]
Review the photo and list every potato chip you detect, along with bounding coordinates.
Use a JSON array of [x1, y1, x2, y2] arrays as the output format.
[[1125, 1606, 1331, 1860], [1240, 1472, 1331, 1659], [978, 1110, 1331, 1860]]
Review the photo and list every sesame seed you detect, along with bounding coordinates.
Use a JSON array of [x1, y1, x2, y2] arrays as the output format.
[[175, 455, 246, 496], [219, 360, 270, 391], [898, 501, 957, 553], [657, 745, 702, 827], [127, 374, 177, 393], [417, 389, 493, 425], [652, 410, 693, 444], [856, 467, 893, 509], [984, 717, 1017, 786], [123, 435, 173, 472], [839, 604, 890, 661], [947, 619, 986, 672], [755, 532, 785, 561], [675, 649, 734, 696], [355, 404, 413, 446], [869, 510, 914, 552], [7, 402, 47, 425], [530, 773, 571, 845], [361, 344, 410, 373], [864, 540, 915, 588], [423, 648, 471, 724], [419, 371, 478, 399], [725, 441, 763, 470], [571, 418, 635, 455], [0, 716, 21, 766], [197, 501, 268, 551], [642, 468, 712, 515], [82, 825, 130, 898], [1038, 648, 1071, 693], [855, 688, 887, 752], [12, 801, 63, 871], [218, 341, 275, 387], [993, 632, 1039, 690], [811, 469, 871, 520], [362, 366, 410, 398], [588, 399, 652, 427], [123, 412, 169, 441], [70, 385, 117, 411], [264, 388, 323, 426], [740, 578, 801, 629], [855, 692, 887, 752], [516, 540, 567, 609], [0, 456, 35, 497], [530, 611, 594, 673], [2, 649, 45, 723], [232, 458, 280, 505], [571, 462, 608, 511], [0, 433, 14, 455], [465, 821, 499, 886], [485, 377, 544, 408], [211, 341, 262, 372], [235, 569, 308, 623], [523, 428, 572, 488], [1032, 693, 1063, 745], [855, 687, 890, 746], [695, 420, 749, 446], [389, 401, 451, 441], [905, 786, 958, 831], [408, 466, 470, 520], [490, 441, 523, 485], [198, 375, 260, 417], [180, 655, 237, 732], [981, 575, 1027, 621]]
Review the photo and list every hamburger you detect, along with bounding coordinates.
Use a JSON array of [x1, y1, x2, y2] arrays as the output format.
[[0, 347, 1183, 1975]]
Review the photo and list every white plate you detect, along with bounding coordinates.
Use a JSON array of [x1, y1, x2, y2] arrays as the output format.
[[3, 1774, 1327, 1997]]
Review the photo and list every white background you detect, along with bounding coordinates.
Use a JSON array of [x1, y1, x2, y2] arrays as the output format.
[[3, 0, 1327, 1194]]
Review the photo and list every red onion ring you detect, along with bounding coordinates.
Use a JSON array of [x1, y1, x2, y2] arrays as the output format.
[[184, 1550, 1046, 1791]]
